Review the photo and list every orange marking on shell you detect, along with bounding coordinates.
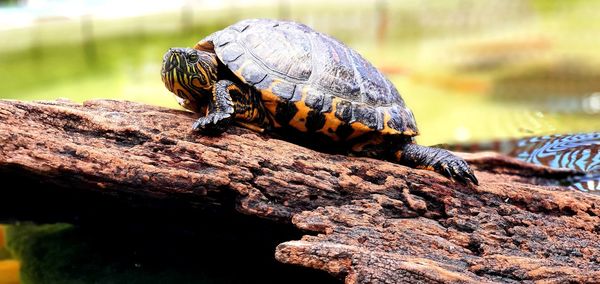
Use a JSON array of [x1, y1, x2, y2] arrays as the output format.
[[317, 98, 343, 141], [288, 87, 310, 132], [260, 80, 280, 111], [260, 80, 283, 128], [347, 121, 373, 140], [380, 111, 402, 135]]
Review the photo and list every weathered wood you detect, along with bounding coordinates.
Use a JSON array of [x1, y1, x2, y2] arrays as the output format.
[[0, 99, 598, 283]]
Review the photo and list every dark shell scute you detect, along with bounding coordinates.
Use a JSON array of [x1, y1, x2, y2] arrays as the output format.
[[209, 19, 419, 136], [334, 100, 353, 123], [349, 50, 400, 106], [219, 42, 245, 63], [252, 75, 274, 93], [312, 36, 361, 101], [304, 91, 324, 111], [270, 81, 296, 101], [352, 105, 381, 130], [223, 52, 248, 77], [321, 94, 334, 113], [290, 85, 304, 102], [229, 19, 254, 32], [240, 62, 268, 85], [240, 22, 312, 81], [386, 106, 416, 132], [216, 30, 236, 47]]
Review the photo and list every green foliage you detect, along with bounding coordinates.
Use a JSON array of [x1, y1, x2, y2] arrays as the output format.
[[0, 21, 226, 104], [0, 0, 19, 6], [0, 0, 598, 144]]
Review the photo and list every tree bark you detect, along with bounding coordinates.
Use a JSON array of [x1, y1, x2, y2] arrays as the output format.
[[0, 99, 598, 283]]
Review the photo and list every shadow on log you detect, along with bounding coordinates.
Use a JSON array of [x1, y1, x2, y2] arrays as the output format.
[[0, 99, 599, 283]]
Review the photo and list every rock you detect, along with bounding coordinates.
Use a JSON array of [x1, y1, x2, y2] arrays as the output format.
[[0, 99, 598, 283]]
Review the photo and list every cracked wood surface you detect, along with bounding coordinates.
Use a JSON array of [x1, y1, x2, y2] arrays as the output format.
[[0, 99, 599, 283]]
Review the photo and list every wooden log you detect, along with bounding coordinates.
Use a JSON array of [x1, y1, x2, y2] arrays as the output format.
[[0, 99, 598, 283]]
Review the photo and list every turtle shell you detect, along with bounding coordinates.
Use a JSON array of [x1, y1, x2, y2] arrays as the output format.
[[195, 19, 418, 140]]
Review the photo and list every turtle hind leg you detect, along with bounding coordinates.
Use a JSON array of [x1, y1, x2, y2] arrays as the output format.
[[393, 143, 479, 185]]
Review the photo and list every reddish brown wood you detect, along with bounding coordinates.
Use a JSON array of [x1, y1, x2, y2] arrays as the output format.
[[0, 99, 598, 283]]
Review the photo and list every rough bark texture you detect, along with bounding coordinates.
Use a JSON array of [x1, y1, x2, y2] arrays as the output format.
[[1, 99, 599, 283]]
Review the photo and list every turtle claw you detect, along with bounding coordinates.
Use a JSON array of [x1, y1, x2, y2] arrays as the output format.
[[436, 158, 479, 185], [440, 165, 453, 180], [396, 144, 479, 186], [465, 169, 479, 185], [192, 112, 232, 135]]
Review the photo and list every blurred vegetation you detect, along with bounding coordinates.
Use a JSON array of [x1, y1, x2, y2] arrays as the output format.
[[0, 0, 18, 6], [0, 1, 599, 145]]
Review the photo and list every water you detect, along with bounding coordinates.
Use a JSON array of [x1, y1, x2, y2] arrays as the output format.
[[450, 133, 600, 192], [510, 133, 600, 192]]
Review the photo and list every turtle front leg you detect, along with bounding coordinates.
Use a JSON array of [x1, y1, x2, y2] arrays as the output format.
[[193, 79, 269, 134], [192, 80, 236, 134], [394, 143, 478, 185]]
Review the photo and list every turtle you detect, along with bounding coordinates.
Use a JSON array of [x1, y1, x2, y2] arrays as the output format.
[[161, 19, 478, 184]]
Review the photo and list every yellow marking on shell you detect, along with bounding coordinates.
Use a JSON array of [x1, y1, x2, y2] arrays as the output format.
[[317, 98, 343, 141], [403, 129, 418, 136], [380, 111, 402, 135], [260, 79, 283, 128], [260, 82, 280, 114], [346, 121, 374, 141], [288, 87, 310, 132]]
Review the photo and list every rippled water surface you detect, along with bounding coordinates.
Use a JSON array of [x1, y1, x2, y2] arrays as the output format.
[[451, 132, 600, 191]]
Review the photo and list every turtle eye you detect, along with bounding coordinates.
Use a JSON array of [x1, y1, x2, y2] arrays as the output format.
[[188, 52, 199, 63]]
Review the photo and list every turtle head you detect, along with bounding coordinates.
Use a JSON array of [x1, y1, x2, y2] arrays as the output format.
[[161, 48, 218, 113]]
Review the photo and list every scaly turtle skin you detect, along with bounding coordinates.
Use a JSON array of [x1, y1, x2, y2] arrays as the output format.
[[161, 19, 478, 184]]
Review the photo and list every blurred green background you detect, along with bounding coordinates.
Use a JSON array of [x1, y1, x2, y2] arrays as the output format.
[[1, 0, 598, 146], [0, 1, 599, 283]]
